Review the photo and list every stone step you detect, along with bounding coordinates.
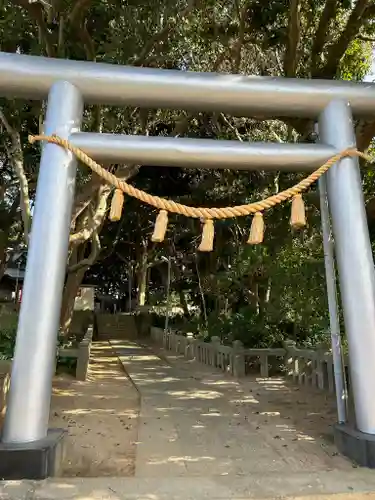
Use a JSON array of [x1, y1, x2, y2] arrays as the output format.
[[96, 314, 138, 341], [97, 334, 129, 340]]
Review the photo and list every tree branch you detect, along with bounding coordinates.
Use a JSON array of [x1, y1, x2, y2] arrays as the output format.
[[68, 0, 95, 61], [69, 184, 111, 245], [357, 34, 375, 42], [68, 227, 100, 272], [0, 110, 31, 246], [314, 0, 372, 79], [57, 14, 65, 57], [72, 163, 139, 224], [116, 251, 130, 264], [68, 0, 91, 25], [115, 164, 140, 181], [284, 0, 301, 77], [310, 0, 339, 74], [231, 2, 247, 73], [80, 21, 96, 61], [98, 216, 127, 262], [219, 114, 244, 141], [356, 119, 375, 151], [14, 0, 55, 57], [133, 0, 199, 66], [0, 109, 14, 137], [71, 176, 102, 226]]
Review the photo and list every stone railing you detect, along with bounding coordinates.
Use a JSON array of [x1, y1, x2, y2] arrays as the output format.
[[283, 340, 349, 393], [58, 323, 94, 381], [0, 324, 94, 421], [150, 327, 349, 393]]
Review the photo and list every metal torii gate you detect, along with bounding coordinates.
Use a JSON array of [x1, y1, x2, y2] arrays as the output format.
[[0, 51, 375, 474]]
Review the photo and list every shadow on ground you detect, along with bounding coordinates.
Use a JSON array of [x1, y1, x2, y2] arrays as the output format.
[[50, 341, 140, 477]]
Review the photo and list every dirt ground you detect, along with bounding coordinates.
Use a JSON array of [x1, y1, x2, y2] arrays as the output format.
[[49, 341, 140, 477], [253, 376, 342, 440]]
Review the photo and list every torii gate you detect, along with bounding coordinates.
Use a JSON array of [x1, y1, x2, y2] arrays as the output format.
[[0, 51, 375, 477]]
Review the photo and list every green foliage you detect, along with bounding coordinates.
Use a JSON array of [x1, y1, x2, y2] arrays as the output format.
[[339, 39, 372, 81], [55, 355, 77, 376], [0, 308, 18, 360]]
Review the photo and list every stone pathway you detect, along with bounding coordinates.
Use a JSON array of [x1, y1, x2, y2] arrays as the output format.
[[114, 341, 352, 478], [2, 473, 375, 500], [2, 340, 375, 499]]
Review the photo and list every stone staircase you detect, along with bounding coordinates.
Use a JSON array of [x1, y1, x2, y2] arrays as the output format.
[[96, 313, 138, 341]]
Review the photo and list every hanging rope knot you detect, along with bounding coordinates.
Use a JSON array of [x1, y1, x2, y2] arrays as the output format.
[[28, 134, 373, 252]]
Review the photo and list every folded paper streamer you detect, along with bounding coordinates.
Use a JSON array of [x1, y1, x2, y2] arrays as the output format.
[[247, 212, 264, 245], [151, 210, 169, 243], [198, 219, 215, 252], [290, 194, 306, 230], [109, 189, 124, 222]]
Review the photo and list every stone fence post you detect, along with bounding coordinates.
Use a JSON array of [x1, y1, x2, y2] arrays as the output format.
[[259, 352, 269, 378], [283, 340, 296, 380], [232, 340, 245, 377], [76, 325, 93, 381], [211, 336, 220, 368], [163, 330, 169, 350], [315, 342, 327, 390], [185, 332, 195, 359]]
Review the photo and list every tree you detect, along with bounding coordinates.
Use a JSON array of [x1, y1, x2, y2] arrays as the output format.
[[0, 0, 374, 344]]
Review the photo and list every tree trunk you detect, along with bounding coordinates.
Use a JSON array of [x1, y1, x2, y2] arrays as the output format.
[[0, 229, 10, 281], [178, 289, 189, 317], [257, 277, 272, 319], [60, 244, 87, 337], [254, 283, 260, 315], [170, 261, 189, 316], [60, 267, 86, 336], [195, 255, 208, 326], [128, 263, 133, 312], [265, 278, 272, 304], [60, 184, 110, 335], [137, 245, 148, 307]]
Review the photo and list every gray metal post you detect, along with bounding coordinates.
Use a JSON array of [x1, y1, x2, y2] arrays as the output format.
[[2, 81, 83, 443], [318, 99, 375, 434], [70, 133, 338, 171], [1, 51, 375, 117], [318, 175, 347, 424]]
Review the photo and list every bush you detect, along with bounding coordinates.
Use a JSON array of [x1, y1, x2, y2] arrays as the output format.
[[149, 298, 332, 350]]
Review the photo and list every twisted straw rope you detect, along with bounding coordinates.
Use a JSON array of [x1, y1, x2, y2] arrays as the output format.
[[28, 134, 372, 219]]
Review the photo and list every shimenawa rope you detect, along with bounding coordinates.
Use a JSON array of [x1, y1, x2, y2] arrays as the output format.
[[28, 134, 372, 251]]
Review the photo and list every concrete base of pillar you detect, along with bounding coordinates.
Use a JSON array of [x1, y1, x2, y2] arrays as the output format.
[[334, 423, 375, 468], [0, 428, 65, 479]]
